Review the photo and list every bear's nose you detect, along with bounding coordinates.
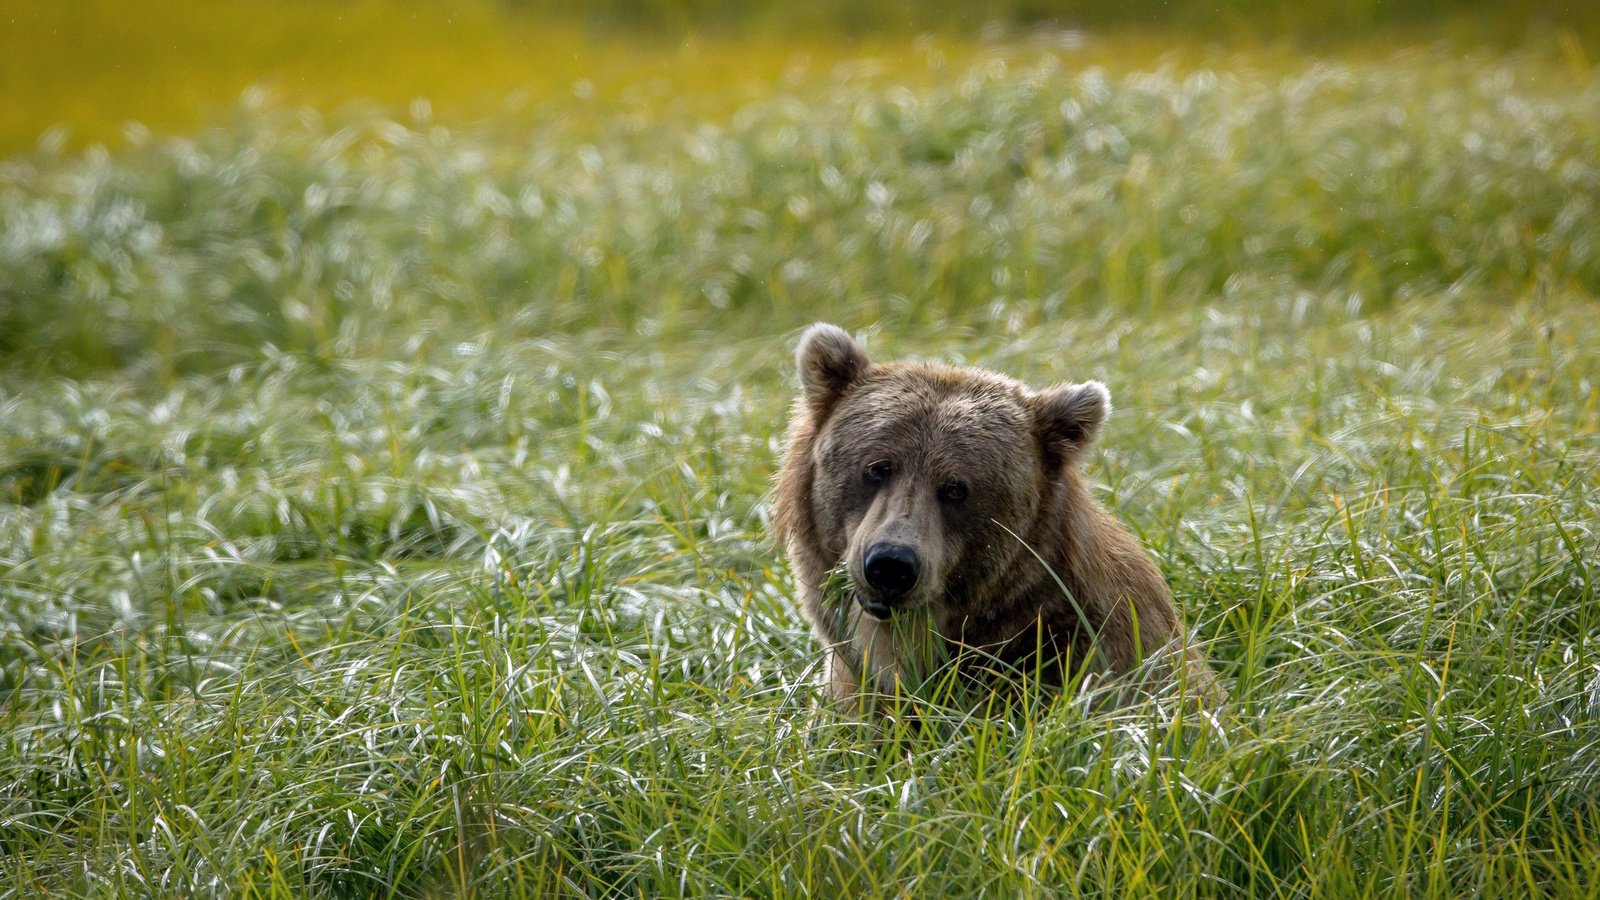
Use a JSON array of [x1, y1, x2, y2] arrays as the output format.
[[862, 543, 920, 606]]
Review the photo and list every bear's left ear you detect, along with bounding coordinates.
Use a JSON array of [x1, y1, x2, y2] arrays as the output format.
[[1031, 381, 1111, 469], [795, 323, 869, 415]]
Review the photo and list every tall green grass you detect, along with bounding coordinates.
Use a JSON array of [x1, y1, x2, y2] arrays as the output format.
[[2, 45, 1598, 897]]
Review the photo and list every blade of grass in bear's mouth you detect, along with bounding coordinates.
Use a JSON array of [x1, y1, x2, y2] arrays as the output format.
[[822, 564, 855, 609]]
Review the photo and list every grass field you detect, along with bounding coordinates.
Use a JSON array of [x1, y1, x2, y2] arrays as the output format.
[[4, 12, 1600, 898]]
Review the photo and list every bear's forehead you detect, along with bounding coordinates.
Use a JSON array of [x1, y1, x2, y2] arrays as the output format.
[[821, 365, 1033, 463]]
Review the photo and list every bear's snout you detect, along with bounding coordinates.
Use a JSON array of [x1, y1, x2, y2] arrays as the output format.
[[860, 543, 921, 617]]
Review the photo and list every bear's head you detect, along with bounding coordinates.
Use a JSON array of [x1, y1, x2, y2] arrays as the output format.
[[789, 323, 1110, 621]]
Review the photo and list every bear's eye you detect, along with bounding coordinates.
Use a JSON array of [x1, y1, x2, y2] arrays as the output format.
[[939, 480, 968, 503], [864, 460, 893, 484]]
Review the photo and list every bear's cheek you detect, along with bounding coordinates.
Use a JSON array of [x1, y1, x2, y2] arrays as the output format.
[[945, 490, 1035, 588], [947, 529, 994, 598], [807, 465, 866, 557]]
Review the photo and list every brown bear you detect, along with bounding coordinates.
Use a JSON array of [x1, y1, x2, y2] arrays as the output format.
[[774, 323, 1219, 710]]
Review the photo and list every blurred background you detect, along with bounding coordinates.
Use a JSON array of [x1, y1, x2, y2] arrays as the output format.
[[4, 0, 1594, 156]]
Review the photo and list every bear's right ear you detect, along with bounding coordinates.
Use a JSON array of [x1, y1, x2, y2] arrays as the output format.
[[795, 323, 869, 414]]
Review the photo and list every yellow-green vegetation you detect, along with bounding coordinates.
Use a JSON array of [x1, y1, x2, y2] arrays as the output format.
[[3, 7, 1600, 897], [5, 0, 1597, 155], [0, 0, 950, 155]]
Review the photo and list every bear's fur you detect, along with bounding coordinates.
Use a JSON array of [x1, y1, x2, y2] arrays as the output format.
[[774, 323, 1218, 709]]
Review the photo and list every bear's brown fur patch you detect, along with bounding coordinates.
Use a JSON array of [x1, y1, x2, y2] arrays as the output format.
[[774, 324, 1219, 709]]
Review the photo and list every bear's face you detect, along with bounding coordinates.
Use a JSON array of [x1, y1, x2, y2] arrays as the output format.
[[811, 371, 1042, 618], [793, 324, 1110, 621]]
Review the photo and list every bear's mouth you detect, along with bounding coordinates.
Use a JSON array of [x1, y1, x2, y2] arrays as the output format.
[[855, 592, 893, 621]]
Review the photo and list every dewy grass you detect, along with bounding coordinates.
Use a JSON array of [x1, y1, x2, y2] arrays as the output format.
[[1, 42, 1598, 899]]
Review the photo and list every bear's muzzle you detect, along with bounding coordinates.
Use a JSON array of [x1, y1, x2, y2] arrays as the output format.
[[859, 542, 921, 617]]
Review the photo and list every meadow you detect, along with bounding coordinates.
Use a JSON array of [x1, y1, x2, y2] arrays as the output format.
[[3, 10, 1600, 898]]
